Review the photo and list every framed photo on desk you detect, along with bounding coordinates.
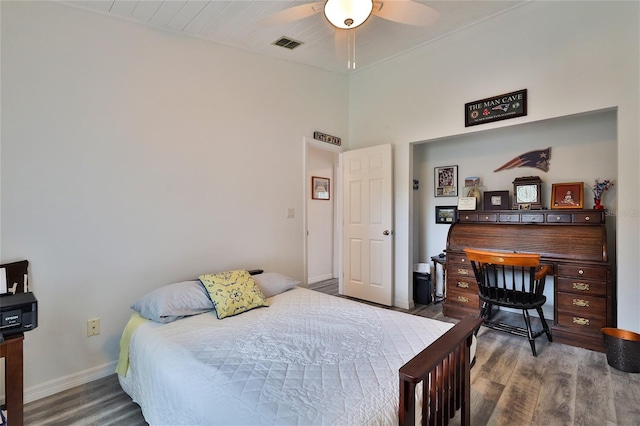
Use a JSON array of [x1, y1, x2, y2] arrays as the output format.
[[551, 182, 583, 209], [483, 190, 509, 210]]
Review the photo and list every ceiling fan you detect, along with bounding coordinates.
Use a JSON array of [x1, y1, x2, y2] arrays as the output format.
[[260, 0, 441, 69]]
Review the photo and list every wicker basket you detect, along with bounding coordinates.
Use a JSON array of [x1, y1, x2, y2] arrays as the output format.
[[602, 328, 640, 373]]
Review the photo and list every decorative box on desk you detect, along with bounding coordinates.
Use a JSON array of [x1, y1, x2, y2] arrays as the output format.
[[444, 209, 614, 352]]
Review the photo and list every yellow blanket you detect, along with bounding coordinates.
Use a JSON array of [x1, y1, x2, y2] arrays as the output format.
[[115, 313, 149, 377]]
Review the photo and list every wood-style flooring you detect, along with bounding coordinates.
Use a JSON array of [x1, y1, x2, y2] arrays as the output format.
[[23, 279, 640, 425]]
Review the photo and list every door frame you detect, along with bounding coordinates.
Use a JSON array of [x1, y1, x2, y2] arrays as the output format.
[[302, 137, 344, 289]]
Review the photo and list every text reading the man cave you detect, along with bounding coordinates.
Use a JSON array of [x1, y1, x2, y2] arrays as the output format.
[[465, 89, 527, 127]]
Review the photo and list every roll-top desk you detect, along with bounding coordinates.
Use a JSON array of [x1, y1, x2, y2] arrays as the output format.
[[444, 209, 614, 352]]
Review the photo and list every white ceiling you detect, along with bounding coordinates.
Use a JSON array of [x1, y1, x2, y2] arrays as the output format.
[[62, 0, 528, 74]]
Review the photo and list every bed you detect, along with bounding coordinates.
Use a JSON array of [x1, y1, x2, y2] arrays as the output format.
[[117, 270, 480, 425]]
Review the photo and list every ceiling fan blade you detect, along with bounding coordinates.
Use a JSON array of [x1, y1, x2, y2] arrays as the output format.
[[258, 1, 324, 27], [372, 1, 440, 26]]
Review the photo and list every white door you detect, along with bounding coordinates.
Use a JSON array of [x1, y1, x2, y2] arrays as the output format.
[[342, 144, 393, 306]]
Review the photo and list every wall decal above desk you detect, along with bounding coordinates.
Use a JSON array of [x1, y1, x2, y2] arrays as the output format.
[[494, 147, 551, 172]]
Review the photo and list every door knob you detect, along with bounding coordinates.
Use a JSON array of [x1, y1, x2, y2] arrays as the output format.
[[383, 230, 390, 235]]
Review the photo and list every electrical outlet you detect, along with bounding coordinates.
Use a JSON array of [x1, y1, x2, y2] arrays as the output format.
[[87, 318, 100, 337]]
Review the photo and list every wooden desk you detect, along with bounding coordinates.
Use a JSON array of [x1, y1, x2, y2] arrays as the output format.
[[444, 209, 614, 352], [1, 333, 24, 426]]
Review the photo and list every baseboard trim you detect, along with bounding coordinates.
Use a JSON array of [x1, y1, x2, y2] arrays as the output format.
[[22, 361, 117, 404], [308, 274, 333, 284]]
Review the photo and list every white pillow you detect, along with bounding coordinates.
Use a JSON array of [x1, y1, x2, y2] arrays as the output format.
[[252, 272, 300, 298], [131, 280, 213, 323]]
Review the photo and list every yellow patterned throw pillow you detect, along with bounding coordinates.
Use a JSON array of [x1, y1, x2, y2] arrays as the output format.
[[198, 270, 268, 319]]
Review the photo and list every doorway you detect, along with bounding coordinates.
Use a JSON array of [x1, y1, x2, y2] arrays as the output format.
[[305, 139, 341, 285]]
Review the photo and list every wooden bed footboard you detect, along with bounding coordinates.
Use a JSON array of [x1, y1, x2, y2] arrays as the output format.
[[399, 316, 483, 426]]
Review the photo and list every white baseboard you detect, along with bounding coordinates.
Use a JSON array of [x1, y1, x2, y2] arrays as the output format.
[[20, 361, 117, 404], [308, 274, 334, 284], [394, 298, 412, 310]]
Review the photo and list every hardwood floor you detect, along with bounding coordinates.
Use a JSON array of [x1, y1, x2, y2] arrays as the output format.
[[23, 279, 640, 425]]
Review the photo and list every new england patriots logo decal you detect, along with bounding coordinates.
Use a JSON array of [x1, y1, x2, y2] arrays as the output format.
[[494, 147, 551, 172]]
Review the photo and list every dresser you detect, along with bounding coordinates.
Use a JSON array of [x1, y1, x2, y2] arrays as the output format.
[[444, 209, 614, 352]]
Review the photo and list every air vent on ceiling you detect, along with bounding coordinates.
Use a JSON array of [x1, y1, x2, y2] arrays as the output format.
[[273, 36, 304, 50]]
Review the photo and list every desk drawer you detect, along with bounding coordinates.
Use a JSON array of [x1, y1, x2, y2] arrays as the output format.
[[447, 286, 480, 308], [557, 264, 607, 281], [499, 213, 520, 223], [521, 213, 544, 223], [450, 277, 477, 292], [556, 311, 606, 332], [557, 291, 606, 314], [447, 252, 469, 265], [449, 264, 473, 278], [573, 212, 603, 224], [546, 213, 572, 223], [556, 276, 607, 297], [478, 213, 498, 222], [459, 213, 478, 223]]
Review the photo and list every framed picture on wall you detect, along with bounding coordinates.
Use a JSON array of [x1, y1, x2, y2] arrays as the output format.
[[312, 176, 330, 200], [435, 206, 457, 224], [551, 182, 584, 209], [434, 165, 458, 197]]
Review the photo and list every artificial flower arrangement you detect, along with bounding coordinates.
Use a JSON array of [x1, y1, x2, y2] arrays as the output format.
[[592, 179, 614, 209]]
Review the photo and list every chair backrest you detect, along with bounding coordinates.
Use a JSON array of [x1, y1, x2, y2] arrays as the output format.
[[463, 248, 552, 306]]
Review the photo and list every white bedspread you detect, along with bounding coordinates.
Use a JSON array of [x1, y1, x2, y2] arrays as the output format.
[[119, 287, 454, 425]]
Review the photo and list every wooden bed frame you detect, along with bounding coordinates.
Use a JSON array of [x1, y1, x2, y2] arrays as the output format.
[[399, 316, 483, 426]]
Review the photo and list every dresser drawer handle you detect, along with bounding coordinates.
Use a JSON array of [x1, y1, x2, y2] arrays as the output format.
[[457, 269, 469, 275], [461, 258, 465, 262], [485, 216, 489, 220], [556, 216, 561, 221], [457, 296, 469, 303], [585, 216, 590, 221], [578, 269, 584, 275], [573, 317, 590, 326], [457, 281, 469, 289], [573, 298, 590, 307], [573, 282, 590, 291]]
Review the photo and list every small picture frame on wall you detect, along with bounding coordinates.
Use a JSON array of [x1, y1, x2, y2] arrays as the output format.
[[434, 165, 458, 197], [435, 205, 457, 224], [551, 182, 584, 209], [483, 190, 510, 210], [312, 176, 330, 200]]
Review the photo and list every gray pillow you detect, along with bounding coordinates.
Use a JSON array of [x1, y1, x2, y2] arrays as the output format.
[[131, 280, 213, 323], [252, 272, 300, 298]]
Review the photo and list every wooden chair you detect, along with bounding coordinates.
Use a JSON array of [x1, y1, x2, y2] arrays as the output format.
[[463, 248, 553, 356]]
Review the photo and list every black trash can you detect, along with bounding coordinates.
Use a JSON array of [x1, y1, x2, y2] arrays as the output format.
[[413, 272, 432, 305], [602, 327, 640, 373]]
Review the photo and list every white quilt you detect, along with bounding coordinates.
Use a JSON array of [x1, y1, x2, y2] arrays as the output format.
[[119, 287, 454, 425]]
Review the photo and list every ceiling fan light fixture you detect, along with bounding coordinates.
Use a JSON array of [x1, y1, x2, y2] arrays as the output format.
[[324, 0, 373, 29]]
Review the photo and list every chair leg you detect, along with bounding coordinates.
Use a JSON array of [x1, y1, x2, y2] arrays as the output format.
[[485, 303, 494, 320], [536, 306, 553, 342], [479, 301, 489, 320], [522, 309, 537, 357]]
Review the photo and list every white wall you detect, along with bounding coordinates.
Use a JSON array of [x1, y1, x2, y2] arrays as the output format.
[[349, 0, 639, 332], [1, 1, 348, 399], [306, 145, 337, 283]]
